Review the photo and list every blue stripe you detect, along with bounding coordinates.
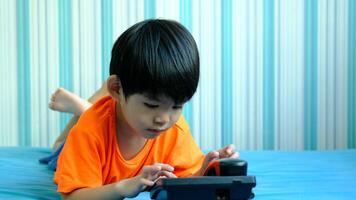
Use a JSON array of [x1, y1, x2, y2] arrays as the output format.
[[45, 1, 50, 145], [180, 0, 193, 126], [263, 0, 275, 149], [58, 0, 73, 130], [180, 0, 192, 31], [333, 2, 337, 149], [221, 0, 233, 146], [348, 0, 356, 148], [144, 0, 156, 19], [16, 0, 31, 146], [304, 0, 318, 150], [101, 0, 113, 81]]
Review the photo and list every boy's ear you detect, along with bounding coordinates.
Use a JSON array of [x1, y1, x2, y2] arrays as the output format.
[[106, 75, 122, 99]]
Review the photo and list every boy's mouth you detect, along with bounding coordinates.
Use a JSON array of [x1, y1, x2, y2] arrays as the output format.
[[147, 128, 167, 134]]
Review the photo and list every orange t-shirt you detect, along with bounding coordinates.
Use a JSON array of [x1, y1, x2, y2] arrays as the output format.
[[54, 96, 205, 194]]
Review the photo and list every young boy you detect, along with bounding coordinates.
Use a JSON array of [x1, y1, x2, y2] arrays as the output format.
[[53, 19, 238, 200]]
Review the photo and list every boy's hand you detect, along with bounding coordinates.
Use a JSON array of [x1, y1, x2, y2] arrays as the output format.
[[197, 144, 240, 176], [117, 163, 176, 198]]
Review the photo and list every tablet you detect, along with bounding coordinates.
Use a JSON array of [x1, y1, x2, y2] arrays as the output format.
[[150, 176, 256, 200]]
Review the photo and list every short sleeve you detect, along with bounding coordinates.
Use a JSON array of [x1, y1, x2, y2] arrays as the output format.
[[167, 126, 205, 177], [54, 126, 103, 193]]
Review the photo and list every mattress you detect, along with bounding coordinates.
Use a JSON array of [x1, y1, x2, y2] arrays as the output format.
[[1, 147, 355, 199]]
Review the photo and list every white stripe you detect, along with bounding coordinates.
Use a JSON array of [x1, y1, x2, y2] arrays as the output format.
[[202, 0, 211, 149], [29, 0, 40, 146], [0, 0, 3, 144], [128, 0, 137, 26], [241, 0, 248, 149], [249, 0, 259, 149], [317, 0, 327, 149], [72, 0, 81, 95], [288, 0, 294, 150], [335, 0, 348, 148], [278, 0, 284, 149], [1, 0, 6, 144], [296, 0, 305, 150], [292, 0, 305, 150], [80, 0, 89, 97], [273, 0, 280, 149], [112, 0, 127, 40], [136, 0, 145, 22], [79, 0, 97, 98], [46, 0, 60, 146], [246, 1, 256, 149], [94, 0, 102, 86], [113, 0, 135, 40], [256, 0, 263, 150], [200, 0, 209, 148], [213, 0, 222, 150], [38, 1, 48, 146], [156, 0, 179, 20], [280, 0, 286, 149], [232, 0, 245, 149], [282, 0, 305, 150], [199, 0, 210, 149], [155, 0, 163, 18], [280, 0, 288, 149], [284, 0, 290, 149], [0, 0, 18, 145], [290, 0, 295, 150], [199, 0, 219, 150], [326, 0, 336, 149], [191, 0, 201, 147], [11, 0, 18, 146], [1, 0, 5, 144]]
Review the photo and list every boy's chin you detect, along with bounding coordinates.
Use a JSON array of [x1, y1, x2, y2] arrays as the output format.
[[143, 131, 162, 139]]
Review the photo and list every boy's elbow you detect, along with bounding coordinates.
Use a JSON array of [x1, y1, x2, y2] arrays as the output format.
[[61, 190, 78, 200], [61, 193, 70, 200]]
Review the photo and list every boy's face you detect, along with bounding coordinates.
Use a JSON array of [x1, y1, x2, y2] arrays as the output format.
[[119, 93, 183, 139]]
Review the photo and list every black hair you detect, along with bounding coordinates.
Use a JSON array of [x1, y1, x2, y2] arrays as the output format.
[[109, 19, 199, 104]]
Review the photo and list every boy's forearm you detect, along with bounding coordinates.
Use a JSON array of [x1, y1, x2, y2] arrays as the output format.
[[52, 115, 79, 150], [62, 182, 125, 200], [192, 167, 203, 176]]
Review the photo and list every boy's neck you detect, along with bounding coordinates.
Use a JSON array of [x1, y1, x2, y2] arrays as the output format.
[[115, 104, 147, 160]]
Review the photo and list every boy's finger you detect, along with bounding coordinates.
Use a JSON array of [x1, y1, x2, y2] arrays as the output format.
[[140, 177, 155, 186], [198, 151, 220, 176], [208, 151, 219, 159], [206, 151, 219, 163], [154, 163, 174, 172], [142, 165, 162, 176], [218, 144, 235, 157], [225, 144, 235, 154], [230, 152, 240, 158], [156, 171, 177, 178]]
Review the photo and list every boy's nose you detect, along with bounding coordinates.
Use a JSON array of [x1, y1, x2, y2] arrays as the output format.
[[153, 114, 169, 126]]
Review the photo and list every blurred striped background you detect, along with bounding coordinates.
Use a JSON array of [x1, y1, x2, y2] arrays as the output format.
[[0, 0, 355, 150]]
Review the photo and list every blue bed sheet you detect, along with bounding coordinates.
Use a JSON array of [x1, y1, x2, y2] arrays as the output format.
[[0, 147, 59, 200], [244, 150, 356, 200], [1, 147, 355, 199]]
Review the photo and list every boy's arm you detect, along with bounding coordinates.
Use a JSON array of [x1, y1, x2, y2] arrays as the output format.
[[62, 181, 125, 200], [62, 164, 176, 200], [194, 144, 240, 176]]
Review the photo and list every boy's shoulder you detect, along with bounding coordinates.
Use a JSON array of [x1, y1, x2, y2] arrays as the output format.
[[158, 115, 195, 151], [173, 115, 190, 134], [75, 96, 115, 131]]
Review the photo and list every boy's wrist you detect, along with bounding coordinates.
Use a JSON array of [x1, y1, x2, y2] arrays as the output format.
[[115, 176, 142, 199], [113, 180, 126, 199]]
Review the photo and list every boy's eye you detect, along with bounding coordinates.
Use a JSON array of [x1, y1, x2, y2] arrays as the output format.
[[173, 105, 183, 110], [144, 103, 159, 108]]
